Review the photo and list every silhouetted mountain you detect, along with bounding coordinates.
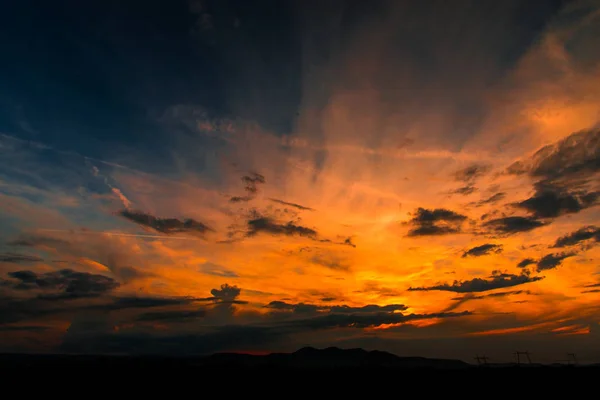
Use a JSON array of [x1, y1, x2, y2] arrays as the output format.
[[202, 346, 470, 369]]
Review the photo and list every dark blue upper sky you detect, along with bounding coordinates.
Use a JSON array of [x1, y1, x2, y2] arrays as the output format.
[[1, 0, 567, 169]]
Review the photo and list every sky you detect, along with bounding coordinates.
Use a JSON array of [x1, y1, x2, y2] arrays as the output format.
[[1, 0, 600, 364]]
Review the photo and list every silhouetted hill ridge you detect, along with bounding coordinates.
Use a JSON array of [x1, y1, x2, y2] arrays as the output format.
[[204, 346, 470, 369]]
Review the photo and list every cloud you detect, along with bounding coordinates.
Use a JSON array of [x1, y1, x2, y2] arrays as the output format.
[[229, 172, 266, 202], [517, 258, 536, 268], [515, 183, 599, 218], [508, 129, 600, 182], [552, 225, 600, 248], [199, 262, 239, 278], [117, 209, 213, 236], [310, 254, 350, 271], [453, 164, 491, 182], [405, 208, 468, 237], [287, 311, 472, 330], [462, 243, 502, 258], [265, 301, 408, 315], [408, 271, 543, 293], [0, 252, 44, 263], [268, 198, 314, 211], [7, 235, 70, 248], [450, 289, 531, 301], [135, 309, 207, 323], [536, 252, 577, 272], [247, 213, 317, 239], [1, 269, 119, 300], [209, 283, 241, 302], [449, 185, 477, 196], [482, 216, 546, 234], [473, 192, 506, 207]]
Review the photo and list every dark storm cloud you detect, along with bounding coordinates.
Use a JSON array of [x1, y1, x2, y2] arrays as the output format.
[[117, 210, 213, 235], [408, 271, 543, 293], [268, 198, 315, 211], [508, 129, 600, 181], [552, 226, 600, 248], [482, 216, 546, 234], [0, 252, 43, 263], [1, 269, 119, 300], [536, 252, 577, 272], [405, 208, 468, 237], [517, 258, 536, 268], [462, 244, 502, 258], [453, 164, 491, 182]]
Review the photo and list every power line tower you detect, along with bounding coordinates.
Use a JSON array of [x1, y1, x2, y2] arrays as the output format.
[[567, 353, 578, 366], [513, 351, 532, 366], [474, 355, 490, 366]]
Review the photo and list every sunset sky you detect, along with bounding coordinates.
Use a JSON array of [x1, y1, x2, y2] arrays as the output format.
[[1, 0, 600, 364]]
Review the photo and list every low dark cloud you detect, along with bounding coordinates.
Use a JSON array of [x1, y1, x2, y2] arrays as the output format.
[[104, 296, 201, 310], [210, 283, 241, 301], [515, 183, 599, 219], [552, 226, 600, 248], [265, 301, 408, 315], [508, 129, 600, 181], [405, 208, 468, 237], [453, 164, 491, 182], [268, 198, 314, 211], [310, 254, 349, 271], [354, 282, 403, 298], [450, 185, 476, 196], [506, 129, 600, 224], [450, 289, 531, 301], [1, 269, 119, 301], [482, 216, 546, 234], [536, 252, 577, 272], [247, 213, 317, 239], [117, 210, 213, 235], [199, 262, 239, 278], [135, 309, 207, 323], [288, 310, 472, 330], [517, 258, 536, 268], [462, 244, 502, 258], [473, 192, 506, 207], [7, 235, 70, 248], [408, 271, 543, 293], [0, 252, 44, 263], [584, 283, 600, 288]]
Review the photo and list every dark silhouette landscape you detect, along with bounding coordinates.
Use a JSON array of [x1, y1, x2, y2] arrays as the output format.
[[2, 347, 599, 372]]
